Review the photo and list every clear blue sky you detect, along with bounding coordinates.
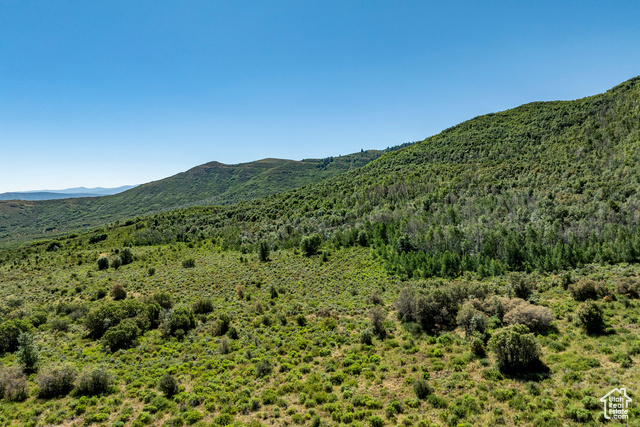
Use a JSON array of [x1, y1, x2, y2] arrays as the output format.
[[1, 1, 639, 193]]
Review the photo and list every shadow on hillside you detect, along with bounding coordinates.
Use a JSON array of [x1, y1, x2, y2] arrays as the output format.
[[501, 360, 551, 382]]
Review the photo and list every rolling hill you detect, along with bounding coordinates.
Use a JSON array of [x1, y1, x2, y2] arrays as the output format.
[[0, 148, 407, 246], [104, 76, 640, 278], [1, 77, 640, 427]]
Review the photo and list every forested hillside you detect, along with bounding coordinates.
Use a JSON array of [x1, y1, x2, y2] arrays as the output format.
[[1, 77, 640, 427], [0, 149, 400, 246], [117, 76, 640, 279]]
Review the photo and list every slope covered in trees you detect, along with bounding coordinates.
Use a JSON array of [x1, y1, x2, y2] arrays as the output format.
[[108, 76, 640, 279], [0, 149, 402, 246], [1, 77, 640, 426]]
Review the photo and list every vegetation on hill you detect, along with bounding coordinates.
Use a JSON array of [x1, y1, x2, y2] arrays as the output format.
[[1, 77, 640, 426], [0, 147, 408, 246]]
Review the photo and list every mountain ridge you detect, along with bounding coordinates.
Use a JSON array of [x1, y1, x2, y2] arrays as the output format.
[[0, 149, 407, 246]]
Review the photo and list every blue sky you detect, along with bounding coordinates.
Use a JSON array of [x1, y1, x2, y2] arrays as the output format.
[[1, 1, 639, 193]]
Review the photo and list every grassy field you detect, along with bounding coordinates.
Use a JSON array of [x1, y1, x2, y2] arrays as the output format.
[[1, 236, 639, 426]]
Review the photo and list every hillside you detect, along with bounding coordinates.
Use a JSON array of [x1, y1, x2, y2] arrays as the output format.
[[0, 149, 399, 246], [124, 76, 640, 279], [1, 77, 640, 426]]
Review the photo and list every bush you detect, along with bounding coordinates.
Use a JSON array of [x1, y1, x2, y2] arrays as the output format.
[[151, 291, 174, 309], [256, 359, 272, 378], [258, 241, 270, 262], [49, 317, 70, 332], [456, 301, 488, 337], [503, 301, 554, 333], [75, 367, 113, 396], [120, 248, 134, 265], [17, 332, 39, 372], [369, 306, 387, 338], [0, 366, 28, 401], [102, 318, 140, 352], [413, 379, 432, 399], [192, 298, 214, 314], [89, 233, 108, 244], [36, 364, 77, 398], [111, 256, 122, 270], [182, 258, 195, 268], [158, 373, 179, 397], [301, 234, 322, 256], [569, 278, 605, 301], [111, 283, 127, 300], [162, 306, 196, 338], [84, 302, 124, 339], [0, 318, 32, 354], [507, 272, 534, 300], [488, 324, 541, 373], [576, 301, 605, 334], [616, 277, 639, 298], [97, 256, 109, 270], [360, 328, 373, 345]]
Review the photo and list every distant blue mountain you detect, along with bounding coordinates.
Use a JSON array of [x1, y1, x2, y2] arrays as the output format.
[[0, 185, 137, 201]]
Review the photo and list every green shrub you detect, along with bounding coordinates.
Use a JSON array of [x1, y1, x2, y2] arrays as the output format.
[[616, 277, 639, 298], [456, 301, 488, 337], [369, 306, 387, 338], [84, 302, 124, 339], [369, 415, 385, 427], [256, 360, 272, 378], [360, 328, 373, 345], [111, 256, 122, 270], [576, 301, 605, 334], [102, 318, 140, 352], [413, 379, 432, 399], [151, 291, 174, 309], [488, 324, 541, 373], [0, 366, 28, 402], [49, 317, 70, 332], [301, 234, 322, 256], [158, 373, 179, 397], [111, 283, 127, 300], [75, 367, 113, 396], [182, 258, 195, 268], [17, 332, 39, 372], [120, 248, 134, 265], [258, 241, 270, 262], [89, 233, 107, 244], [192, 298, 214, 314], [0, 319, 32, 353], [507, 272, 534, 300], [569, 278, 604, 301], [97, 257, 109, 270], [162, 306, 196, 338], [36, 364, 77, 398]]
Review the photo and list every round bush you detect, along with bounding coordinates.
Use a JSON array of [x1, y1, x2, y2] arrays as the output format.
[[413, 379, 432, 399], [101, 318, 140, 352], [111, 283, 127, 300], [576, 301, 605, 334], [97, 256, 109, 271], [488, 324, 541, 372], [158, 373, 179, 397], [75, 367, 113, 396]]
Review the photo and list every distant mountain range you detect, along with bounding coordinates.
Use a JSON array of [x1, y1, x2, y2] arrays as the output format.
[[0, 186, 137, 201]]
